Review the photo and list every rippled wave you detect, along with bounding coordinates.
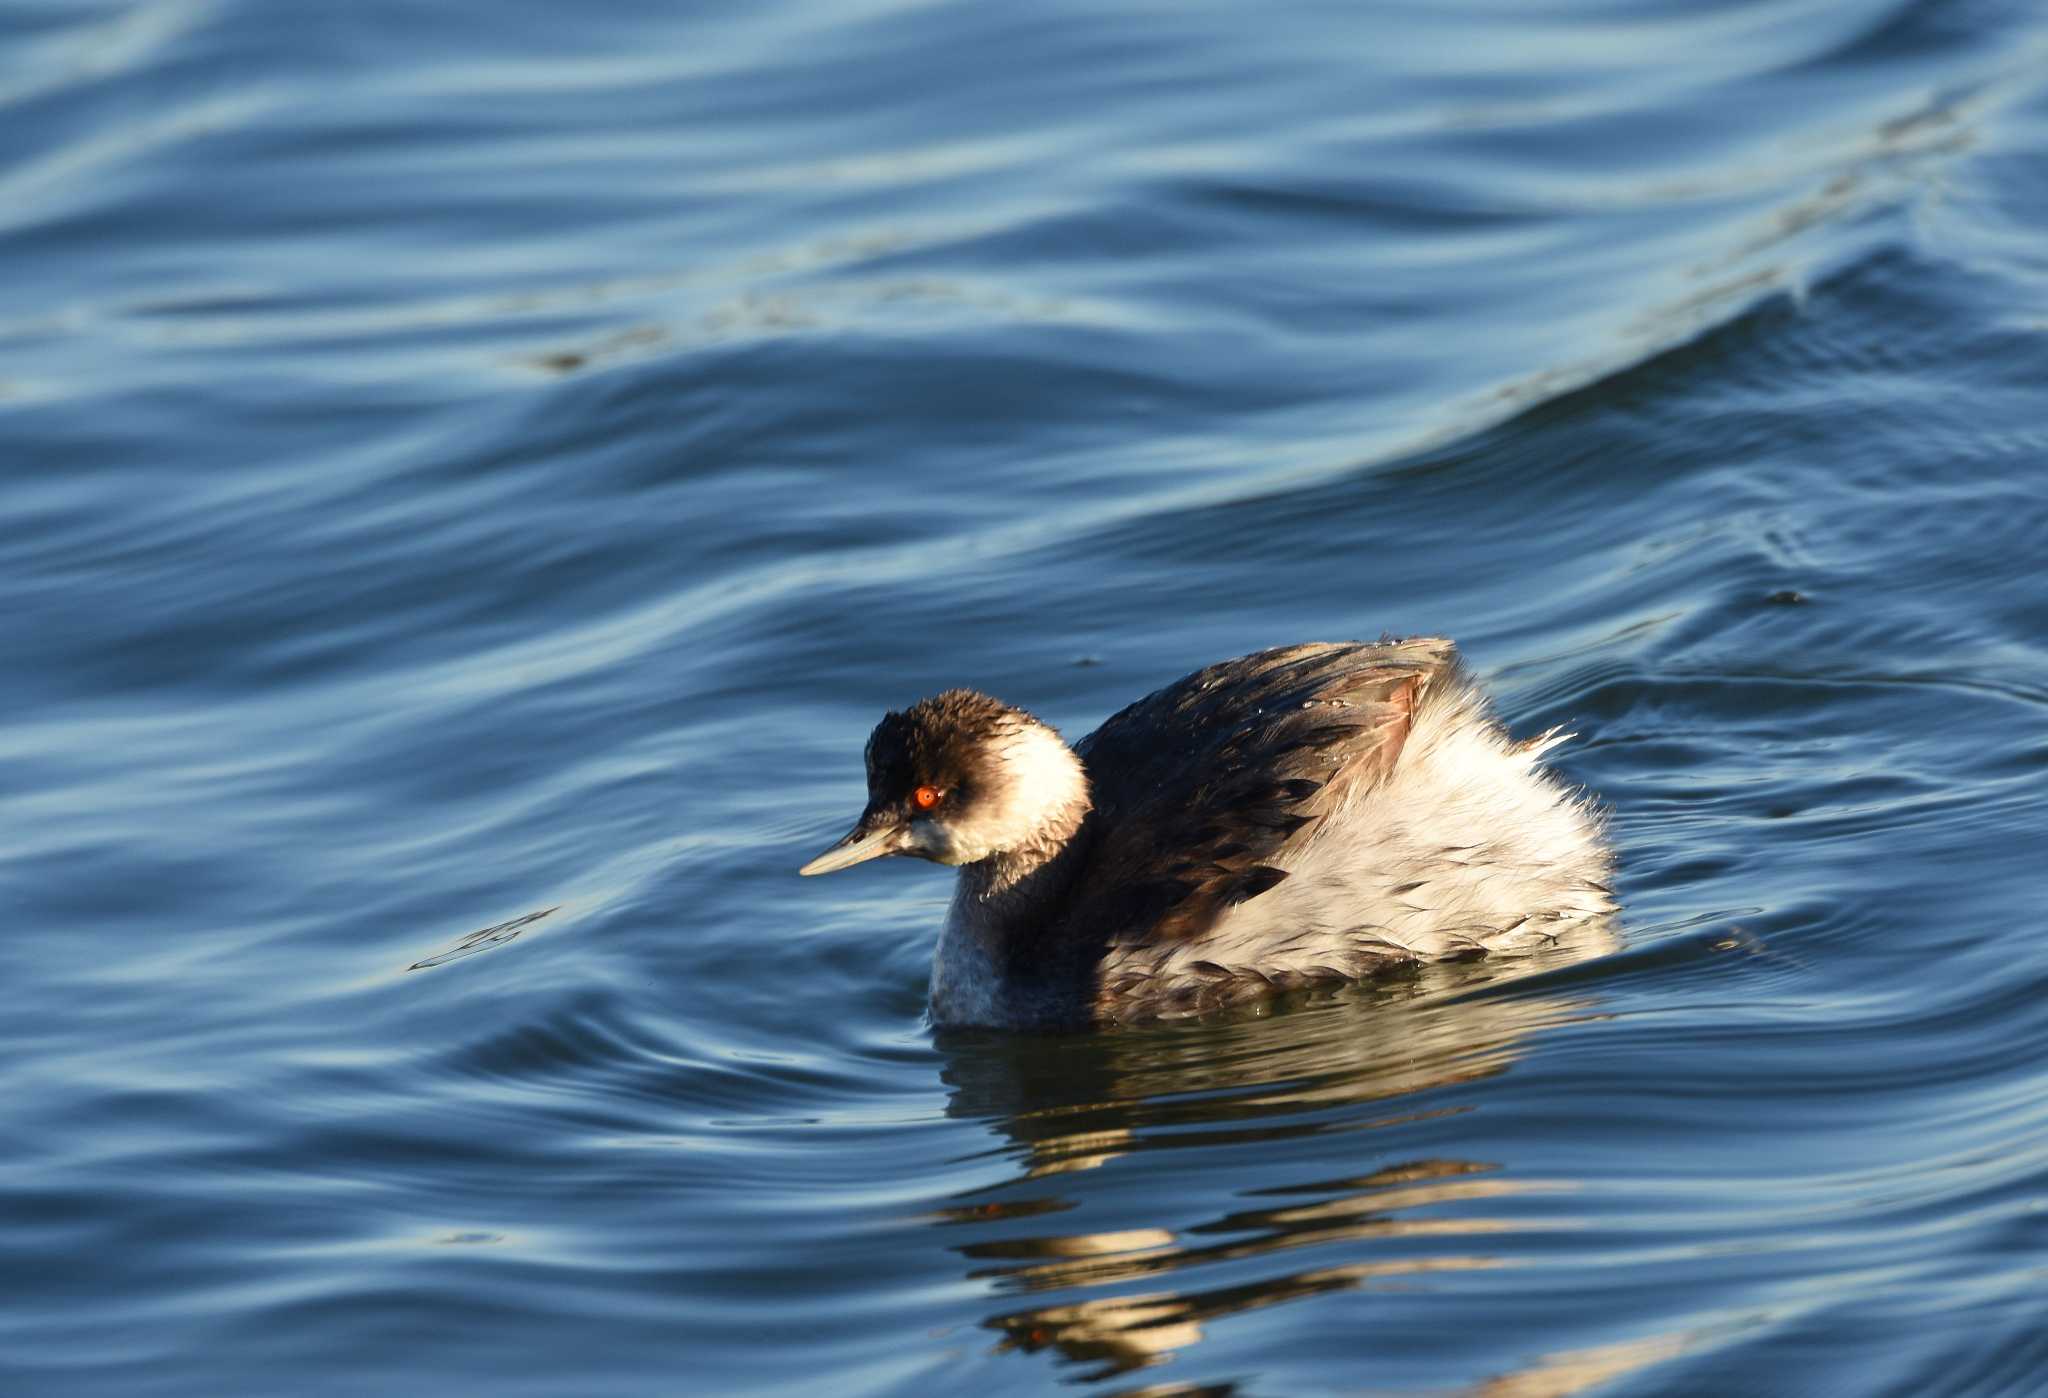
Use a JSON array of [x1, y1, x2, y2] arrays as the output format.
[[4, 0, 2047, 1393]]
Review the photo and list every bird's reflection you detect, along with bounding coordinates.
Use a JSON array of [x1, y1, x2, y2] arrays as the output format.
[[928, 920, 1661, 1391]]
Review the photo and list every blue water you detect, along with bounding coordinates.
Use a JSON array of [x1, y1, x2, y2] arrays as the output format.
[[6, 1, 2048, 1393]]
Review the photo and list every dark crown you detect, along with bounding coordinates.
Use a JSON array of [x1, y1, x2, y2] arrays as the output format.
[[865, 689, 1043, 792]]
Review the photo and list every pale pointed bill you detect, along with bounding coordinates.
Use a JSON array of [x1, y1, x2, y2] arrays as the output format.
[[797, 820, 903, 876]]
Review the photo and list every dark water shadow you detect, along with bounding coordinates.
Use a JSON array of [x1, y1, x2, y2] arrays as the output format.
[[407, 905, 559, 970], [922, 920, 1693, 1390]]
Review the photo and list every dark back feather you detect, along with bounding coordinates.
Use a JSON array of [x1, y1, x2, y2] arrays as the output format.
[[1045, 639, 1458, 970]]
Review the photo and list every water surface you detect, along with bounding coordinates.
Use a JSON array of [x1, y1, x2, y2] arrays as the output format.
[[4, 1, 2047, 1393]]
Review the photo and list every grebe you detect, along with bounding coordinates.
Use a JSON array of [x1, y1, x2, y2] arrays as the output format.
[[800, 639, 1612, 1028]]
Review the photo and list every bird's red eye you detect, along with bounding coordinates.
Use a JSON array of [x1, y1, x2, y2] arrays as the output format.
[[913, 785, 942, 811]]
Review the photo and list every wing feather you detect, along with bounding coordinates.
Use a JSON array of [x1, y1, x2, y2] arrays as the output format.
[[1054, 639, 1459, 959]]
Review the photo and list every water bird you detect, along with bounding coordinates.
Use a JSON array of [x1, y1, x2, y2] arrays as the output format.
[[800, 639, 1612, 1028]]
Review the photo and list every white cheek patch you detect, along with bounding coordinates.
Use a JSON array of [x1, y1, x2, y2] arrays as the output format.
[[901, 720, 1090, 874], [997, 723, 1089, 826], [905, 817, 977, 866]]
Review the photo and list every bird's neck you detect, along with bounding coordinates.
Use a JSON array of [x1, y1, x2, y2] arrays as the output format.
[[962, 795, 1091, 899], [931, 725, 1095, 1028], [935, 812, 1087, 1022], [966, 722, 1093, 897], [931, 785, 1094, 1028], [946, 767, 1093, 952]]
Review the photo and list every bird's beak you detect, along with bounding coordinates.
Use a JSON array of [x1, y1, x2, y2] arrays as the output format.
[[798, 811, 906, 876]]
